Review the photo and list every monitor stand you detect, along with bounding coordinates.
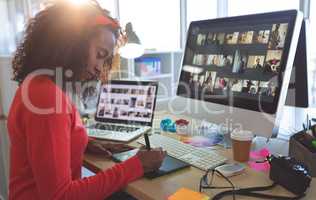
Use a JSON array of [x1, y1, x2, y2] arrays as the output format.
[[278, 18, 311, 138], [252, 19, 311, 156]]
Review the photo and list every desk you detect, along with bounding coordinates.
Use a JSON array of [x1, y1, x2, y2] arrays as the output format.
[[83, 111, 316, 200]]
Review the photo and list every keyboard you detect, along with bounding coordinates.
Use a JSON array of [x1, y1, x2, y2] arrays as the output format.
[[87, 123, 149, 142], [92, 123, 139, 132], [137, 134, 227, 171]]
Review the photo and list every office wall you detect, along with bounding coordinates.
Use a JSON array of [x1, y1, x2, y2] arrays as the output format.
[[0, 120, 9, 200], [0, 56, 17, 200], [0, 96, 9, 200], [0, 57, 18, 115]]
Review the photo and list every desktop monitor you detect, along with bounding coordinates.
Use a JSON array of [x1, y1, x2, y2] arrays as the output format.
[[285, 19, 310, 107], [281, 19, 312, 137], [173, 10, 303, 138]]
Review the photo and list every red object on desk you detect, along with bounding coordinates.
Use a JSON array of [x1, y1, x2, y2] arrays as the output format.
[[175, 119, 189, 126]]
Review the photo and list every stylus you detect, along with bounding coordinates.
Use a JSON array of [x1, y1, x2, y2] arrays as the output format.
[[144, 133, 151, 150]]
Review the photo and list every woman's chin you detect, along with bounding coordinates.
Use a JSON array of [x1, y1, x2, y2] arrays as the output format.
[[81, 75, 99, 82]]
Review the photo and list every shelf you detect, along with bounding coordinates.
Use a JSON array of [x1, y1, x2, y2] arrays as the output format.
[[133, 73, 173, 80], [0, 55, 12, 58], [144, 49, 183, 54], [123, 50, 183, 99], [157, 97, 172, 102]]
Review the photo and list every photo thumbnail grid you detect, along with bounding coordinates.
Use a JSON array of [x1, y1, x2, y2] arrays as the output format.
[[179, 22, 288, 103], [97, 85, 156, 122]]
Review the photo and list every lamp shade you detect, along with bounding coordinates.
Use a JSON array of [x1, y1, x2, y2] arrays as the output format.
[[119, 22, 144, 59]]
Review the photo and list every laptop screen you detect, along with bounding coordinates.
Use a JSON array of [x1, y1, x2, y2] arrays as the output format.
[[95, 80, 158, 126]]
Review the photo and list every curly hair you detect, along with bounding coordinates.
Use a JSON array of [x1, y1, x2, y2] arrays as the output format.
[[12, 0, 120, 84]]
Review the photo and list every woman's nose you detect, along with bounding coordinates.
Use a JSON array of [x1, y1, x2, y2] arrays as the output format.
[[96, 61, 103, 72]]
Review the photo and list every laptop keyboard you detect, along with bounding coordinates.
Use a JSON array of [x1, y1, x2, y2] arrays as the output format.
[[87, 123, 148, 142], [92, 123, 139, 132]]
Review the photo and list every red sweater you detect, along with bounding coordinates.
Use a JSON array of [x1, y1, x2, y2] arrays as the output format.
[[7, 76, 144, 200]]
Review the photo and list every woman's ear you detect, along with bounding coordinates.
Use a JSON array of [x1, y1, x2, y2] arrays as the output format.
[[99, 31, 127, 83], [111, 53, 121, 77], [99, 53, 120, 84]]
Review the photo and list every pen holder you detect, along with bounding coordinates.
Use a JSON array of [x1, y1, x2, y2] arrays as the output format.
[[289, 132, 316, 177]]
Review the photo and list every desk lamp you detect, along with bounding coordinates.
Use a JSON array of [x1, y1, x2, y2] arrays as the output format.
[[119, 22, 144, 59]]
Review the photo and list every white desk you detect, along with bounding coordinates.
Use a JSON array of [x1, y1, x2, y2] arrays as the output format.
[[84, 111, 316, 200]]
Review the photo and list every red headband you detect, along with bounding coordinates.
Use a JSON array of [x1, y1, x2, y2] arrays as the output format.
[[94, 15, 119, 29]]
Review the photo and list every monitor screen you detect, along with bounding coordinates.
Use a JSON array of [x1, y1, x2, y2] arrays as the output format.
[[96, 80, 158, 125], [177, 10, 298, 114]]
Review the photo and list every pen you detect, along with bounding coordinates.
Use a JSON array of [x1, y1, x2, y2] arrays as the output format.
[[144, 133, 151, 150], [307, 115, 311, 129]]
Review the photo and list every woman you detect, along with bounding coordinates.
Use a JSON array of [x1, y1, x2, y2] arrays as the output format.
[[7, 1, 165, 200]]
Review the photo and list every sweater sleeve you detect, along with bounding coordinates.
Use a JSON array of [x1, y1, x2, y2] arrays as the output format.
[[25, 105, 143, 200]]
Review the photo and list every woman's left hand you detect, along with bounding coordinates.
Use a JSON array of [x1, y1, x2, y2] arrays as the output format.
[[86, 139, 135, 158]]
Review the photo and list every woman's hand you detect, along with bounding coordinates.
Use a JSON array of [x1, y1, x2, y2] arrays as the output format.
[[86, 139, 135, 158], [136, 148, 166, 173]]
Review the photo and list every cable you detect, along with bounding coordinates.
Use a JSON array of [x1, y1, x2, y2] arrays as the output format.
[[212, 183, 305, 200]]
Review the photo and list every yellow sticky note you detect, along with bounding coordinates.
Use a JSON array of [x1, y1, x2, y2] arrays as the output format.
[[168, 188, 209, 200]]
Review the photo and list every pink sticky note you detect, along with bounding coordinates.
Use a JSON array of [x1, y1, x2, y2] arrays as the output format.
[[248, 148, 271, 171], [250, 148, 270, 160], [248, 161, 270, 172]]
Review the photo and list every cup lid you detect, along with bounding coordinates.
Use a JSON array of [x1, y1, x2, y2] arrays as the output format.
[[230, 129, 253, 141]]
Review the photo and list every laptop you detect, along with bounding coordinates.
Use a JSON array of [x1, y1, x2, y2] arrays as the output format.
[[87, 80, 158, 142]]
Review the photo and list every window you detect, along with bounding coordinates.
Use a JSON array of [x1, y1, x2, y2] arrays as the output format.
[[228, 0, 300, 16], [309, 0, 316, 105], [30, 0, 42, 16], [310, 0, 316, 55], [98, 0, 117, 18], [187, 0, 217, 27], [0, 1, 18, 55], [119, 0, 180, 51]]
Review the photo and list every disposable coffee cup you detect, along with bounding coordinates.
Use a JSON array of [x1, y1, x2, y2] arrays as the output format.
[[231, 130, 253, 162]]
